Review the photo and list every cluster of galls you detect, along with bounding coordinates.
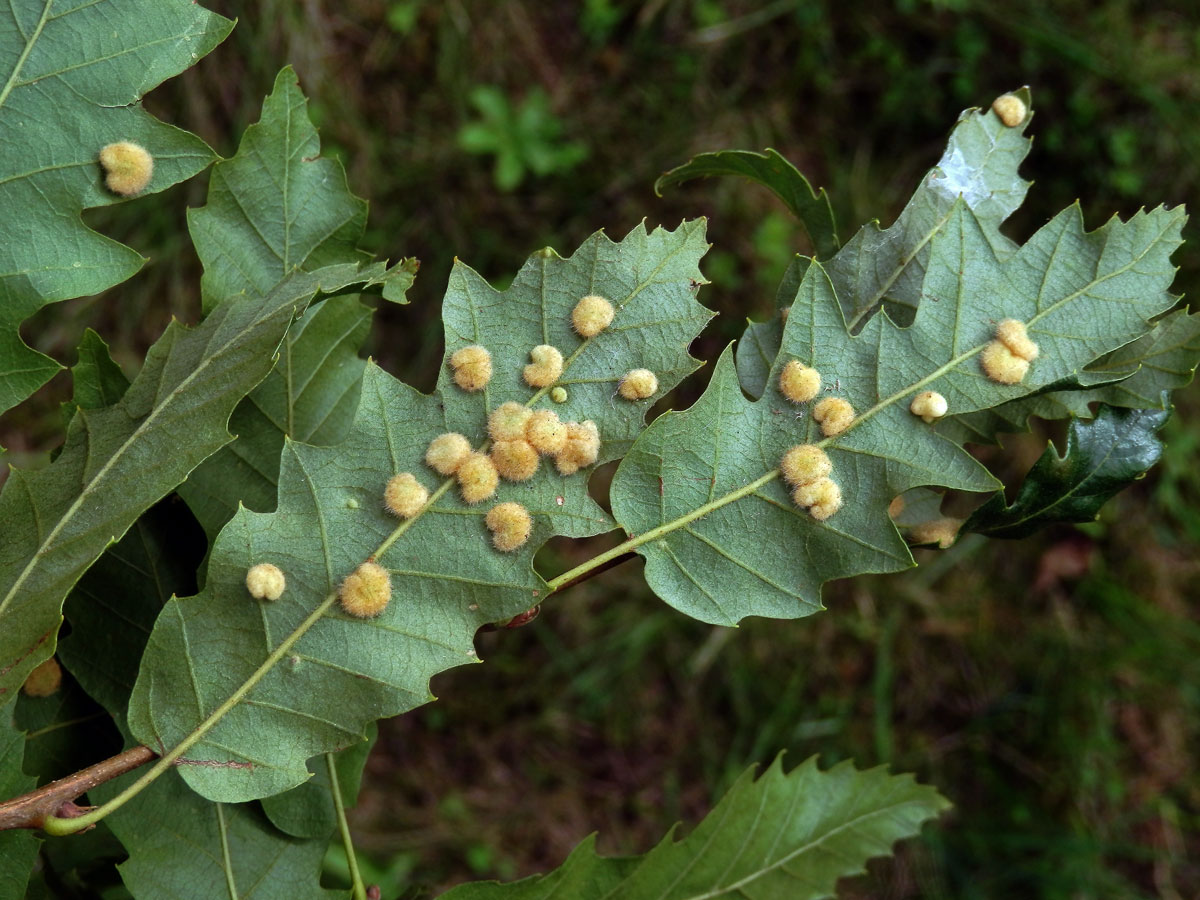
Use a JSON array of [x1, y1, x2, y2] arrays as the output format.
[[780, 444, 842, 521], [241, 295, 655, 617]]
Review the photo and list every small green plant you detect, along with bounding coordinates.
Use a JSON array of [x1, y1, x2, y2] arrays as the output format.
[[1, 5, 1197, 899], [457, 86, 589, 191]]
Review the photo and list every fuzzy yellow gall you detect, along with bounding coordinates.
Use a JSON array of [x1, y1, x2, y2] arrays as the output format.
[[488, 401, 533, 442], [792, 477, 843, 521], [909, 390, 948, 424], [994, 318, 1039, 361], [779, 360, 821, 404], [426, 432, 472, 475], [618, 368, 658, 401], [992, 93, 1027, 128], [571, 294, 615, 337], [550, 386, 568, 403], [456, 451, 500, 503], [780, 444, 832, 487], [99, 141, 153, 196], [526, 408, 568, 455], [980, 340, 1029, 384], [449, 345, 493, 392], [554, 420, 601, 475], [339, 562, 392, 618], [485, 502, 534, 552], [909, 517, 964, 549], [22, 657, 62, 698], [491, 439, 539, 482], [812, 397, 855, 436], [523, 344, 564, 388], [245, 562, 286, 601], [384, 472, 428, 518]]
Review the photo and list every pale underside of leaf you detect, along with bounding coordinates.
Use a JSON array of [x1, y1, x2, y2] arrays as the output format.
[[737, 89, 1035, 399], [612, 200, 1184, 624], [0, 0, 233, 415], [128, 221, 713, 803]]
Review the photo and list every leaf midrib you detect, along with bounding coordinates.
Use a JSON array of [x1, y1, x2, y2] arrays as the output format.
[[0, 0, 52, 112], [0, 298, 293, 619]]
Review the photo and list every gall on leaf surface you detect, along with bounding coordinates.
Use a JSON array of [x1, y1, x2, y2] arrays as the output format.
[[441, 755, 948, 900], [0, 0, 232, 418], [736, 88, 1035, 398], [128, 220, 712, 803], [0, 262, 404, 702], [611, 199, 1184, 625]]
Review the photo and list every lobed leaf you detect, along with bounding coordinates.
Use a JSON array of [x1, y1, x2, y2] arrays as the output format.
[[128, 220, 712, 802], [611, 201, 1184, 624], [440, 755, 949, 900], [963, 404, 1168, 539], [180, 67, 418, 540], [0, 261, 408, 701], [0, 0, 232, 416], [99, 769, 339, 900], [736, 89, 1035, 399]]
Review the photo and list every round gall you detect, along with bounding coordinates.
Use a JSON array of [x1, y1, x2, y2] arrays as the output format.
[[449, 345, 493, 391], [22, 657, 62, 698], [812, 397, 855, 436], [245, 562, 286, 601], [491, 439, 540, 482], [339, 562, 392, 618], [992, 94, 1027, 128], [485, 502, 533, 552], [779, 360, 821, 404], [523, 345, 564, 388], [554, 420, 600, 474], [571, 294, 615, 338], [384, 472, 428, 518], [457, 452, 500, 503], [488, 401, 533, 443], [618, 369, 658, 401], [980, 340, 1029, 384], [995, 319, 1039, 361], [426, 432, 472, 475], [99, 141, 153, 196], [909, 390, 948, 424], [910, 517, 964, 549], [526, 409, 568, 455], [780, 444, 832, 487]]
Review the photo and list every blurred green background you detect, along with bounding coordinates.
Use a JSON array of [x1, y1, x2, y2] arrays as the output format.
[[8, 0, 1200, 897]]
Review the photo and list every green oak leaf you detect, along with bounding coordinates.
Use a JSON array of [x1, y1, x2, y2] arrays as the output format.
[[963, 404, 1169, 539], [0, 0, 232, 416], [656, 148, 840, 259], [0, 710, 37, 900], [127, 220, 712, 803], [261, 724, 376, 839], [57, 498, 204, 736], [440, 755, 949, 900], [181, 293, 378, 540], [180, 66, 418, 540], [189, 66, 381, 315], [941, 308, 1200, 445], [0, 261, 407, 702], [736, 89, 1034, 398], [99, 768, 339, 900], [610, 200, 1183, 624]]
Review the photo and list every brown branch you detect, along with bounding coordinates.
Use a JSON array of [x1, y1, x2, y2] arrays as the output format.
[[549, 551, 636, 595], [0, 745, 156, 832]]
